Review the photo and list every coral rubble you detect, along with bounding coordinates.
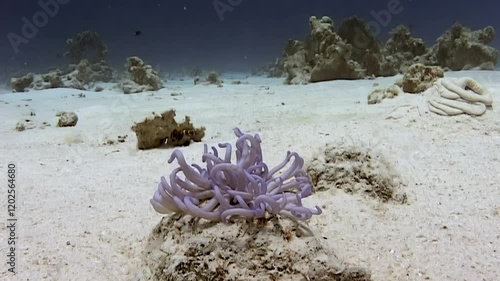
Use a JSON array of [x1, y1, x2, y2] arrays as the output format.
[[283, 16, 365, 84], [10, 30, 114, 93], [56, 111, 78, 127], [307, 143, 407, 203], [382, 25, 431, 73], [272, 16, 497, 84], [10, 60, 113, 92], [367, 85, 403, 104], [119, 56, 164, 94], [11, 30, 113, 91], [11, 73, 35, 92], [15, 119, 36, 131], [433, 23, 498, 70], [142, 215, 371, 281]]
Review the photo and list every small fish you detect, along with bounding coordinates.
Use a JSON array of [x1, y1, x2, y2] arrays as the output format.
[[134, 30, 142, 36]]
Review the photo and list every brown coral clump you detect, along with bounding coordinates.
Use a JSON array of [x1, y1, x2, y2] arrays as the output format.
[[395, 63, 444, 93], [131, 110, 205, 149]]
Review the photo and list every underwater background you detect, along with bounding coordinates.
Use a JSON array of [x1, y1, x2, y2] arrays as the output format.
[[1, 1, 500, 280], [0, 0, 499, 76]]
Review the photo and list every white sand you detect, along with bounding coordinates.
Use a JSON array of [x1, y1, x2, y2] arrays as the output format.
[[0, 71, 499, 280]]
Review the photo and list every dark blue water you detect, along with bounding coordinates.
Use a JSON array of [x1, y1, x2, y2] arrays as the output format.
[[1, 0, 499, 74]]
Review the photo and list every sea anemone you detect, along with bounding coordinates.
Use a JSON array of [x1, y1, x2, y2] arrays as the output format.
[[150, 128, 321, 222]]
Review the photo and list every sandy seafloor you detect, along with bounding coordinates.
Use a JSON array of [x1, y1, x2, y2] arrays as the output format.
[[0, 70, 499, 281]]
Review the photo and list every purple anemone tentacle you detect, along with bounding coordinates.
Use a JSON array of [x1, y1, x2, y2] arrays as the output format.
[[221, 208, 260, 222], [169, 150, 211, 187], [254, 194, 281, 213], [212, 185, 231, 210], [218, 143, 232, 163], [150, 127, 321, 222], [184, 196, 221, 221]]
